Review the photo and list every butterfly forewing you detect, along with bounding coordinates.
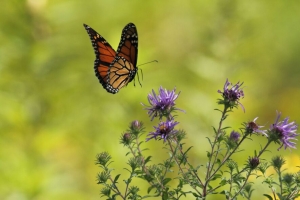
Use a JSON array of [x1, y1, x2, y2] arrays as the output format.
[[116, 23, 138, 68], [114, 24, 138, 84], [83, 23, 138, 94], [83, 24, 114, 85]]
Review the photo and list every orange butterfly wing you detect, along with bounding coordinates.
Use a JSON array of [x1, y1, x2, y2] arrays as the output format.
[[83, 23, 138, 94], [116, 23, 138, 68]]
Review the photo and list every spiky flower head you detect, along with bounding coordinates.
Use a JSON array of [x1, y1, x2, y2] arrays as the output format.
[[95, 152, 111, 167], [227, 131, 240, 149], [248, 156, 260, 170], [229, 131, 241, 142], [218, 79, 245, 112], [129, 120, 144, 136], [120, 132, 132, 146], [146, 120, 179, 142], [244, 117, 267, 137], [142, 86, 184, 120], [271, 156, 285, 172], [269, 111, 298, 150]]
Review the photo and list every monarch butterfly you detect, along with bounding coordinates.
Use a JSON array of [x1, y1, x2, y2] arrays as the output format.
[[83, 23, 138, 94]]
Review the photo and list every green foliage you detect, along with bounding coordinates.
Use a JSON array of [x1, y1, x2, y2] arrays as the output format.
[[94, 85, 300, 199]]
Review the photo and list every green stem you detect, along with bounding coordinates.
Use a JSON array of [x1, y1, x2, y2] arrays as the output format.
[[168, 139, 202, 196], [278, 168, 283, 196], [230, 170, 252, 200], [107, 177, 126, 199], [208, 134, 247, 182], [204, 105, 229, 196], [178, 147, 204, 187]]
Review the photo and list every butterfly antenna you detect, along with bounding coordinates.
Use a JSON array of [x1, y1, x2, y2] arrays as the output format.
[[135, 60, 157, 87], [137, 60, 158, 67]]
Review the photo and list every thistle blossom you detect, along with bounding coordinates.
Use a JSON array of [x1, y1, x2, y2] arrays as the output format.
[[229, 131, 240, 142], [269, 111, 298, 150], [218, 79, 245, 112], [142, 86, 184, 120], [227, 131, 241, 149], [146, 120, 179, 142], [244, 117, 267, 137]]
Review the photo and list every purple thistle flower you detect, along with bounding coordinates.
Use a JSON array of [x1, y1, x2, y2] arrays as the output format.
[[226, 131, 241, 149], [227, 131, 241, 149], [218, 79, 245, 112], [146, 120, 179, 142], [229, 131, 240, 142], [245, 117, 268, 137], [142, 86, 184, 120], [269, 111, 299, 150]]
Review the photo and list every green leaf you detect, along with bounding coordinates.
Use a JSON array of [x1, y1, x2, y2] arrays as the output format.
[[206, 151, 211, 158], [216, 158, 221, 165], [262, 194, 273, 200], [183, 146, 193, 155], [147, 185, 155, 194], [219, 190, 228, 194], [111, 193, 119, 200], [163, 178, 172, 185], [144, 156, 152, 164], [162, 191, 168, 200], [219, 179, 227, 186], [206, 137, 213, 148], [124, 178, 132, 185], [192, 192, 201, 197], [113, 174, 120, 183], [211, 173, 222, 180]]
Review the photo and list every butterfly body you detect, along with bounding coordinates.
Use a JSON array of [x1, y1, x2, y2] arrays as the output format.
[[83, 23, 138, 94]]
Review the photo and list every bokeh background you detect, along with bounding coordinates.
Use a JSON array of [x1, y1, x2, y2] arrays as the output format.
[[1, 0, 300, 199]]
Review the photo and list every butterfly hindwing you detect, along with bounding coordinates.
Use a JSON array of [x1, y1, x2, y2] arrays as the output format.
[[83, 23, 138, 94]]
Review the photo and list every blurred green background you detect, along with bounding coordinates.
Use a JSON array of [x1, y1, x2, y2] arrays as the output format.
[[1, 0, 300, 199]]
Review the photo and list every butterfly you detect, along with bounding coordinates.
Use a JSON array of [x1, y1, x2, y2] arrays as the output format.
[[83, 23, 139, 94]]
